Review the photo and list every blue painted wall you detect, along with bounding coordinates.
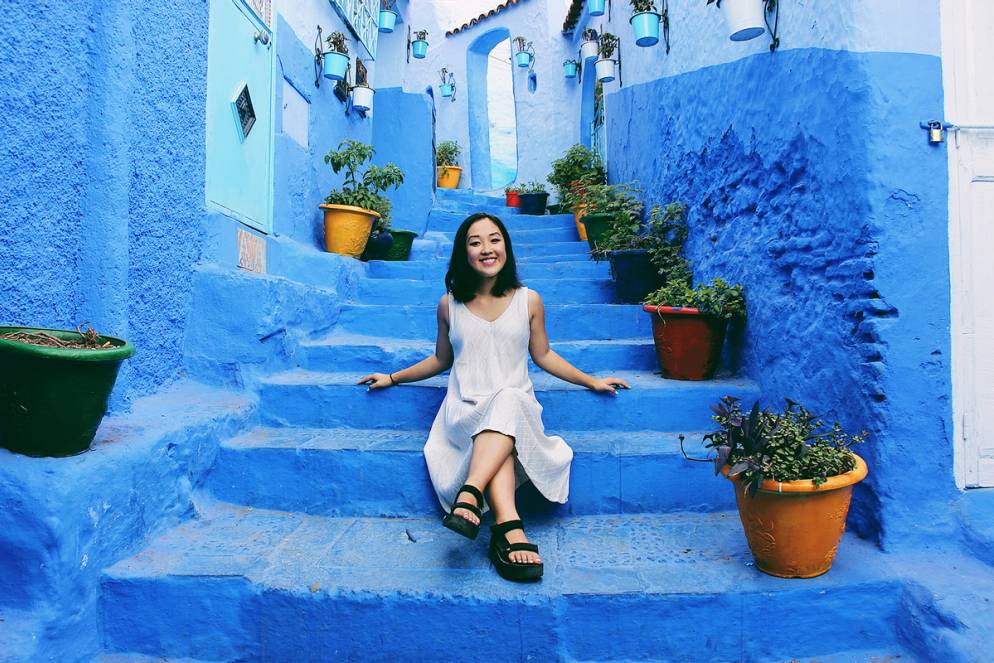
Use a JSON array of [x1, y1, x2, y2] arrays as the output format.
[[605, 46, 954, 547]]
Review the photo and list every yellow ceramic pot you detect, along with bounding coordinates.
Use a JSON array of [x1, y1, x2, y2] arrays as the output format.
[[436, 166, 462, 189], [319, 204, 380, 258], [723, 454, 868, 578]]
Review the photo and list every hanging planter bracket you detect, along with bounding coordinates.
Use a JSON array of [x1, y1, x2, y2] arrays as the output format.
[[314, 25, 325, 88], [764, 0, 780, 52]]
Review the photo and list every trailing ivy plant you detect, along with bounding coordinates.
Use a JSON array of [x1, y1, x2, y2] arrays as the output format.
[[690, 397, 866, 495], [599, 32, 619, 59], [631, 0, 658, 13], [591, 202, 692, 284], [324, 139, 404, 232], [644, 277, 746, 319], [326, 31, 349, 55], [548, 144, 606, 203]]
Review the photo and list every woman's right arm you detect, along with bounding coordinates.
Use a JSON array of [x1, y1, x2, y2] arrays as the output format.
[[357, 294, 454, 390]]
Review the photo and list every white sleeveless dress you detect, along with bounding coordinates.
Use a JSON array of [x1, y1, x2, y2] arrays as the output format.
[[423, 287, 573, 512]]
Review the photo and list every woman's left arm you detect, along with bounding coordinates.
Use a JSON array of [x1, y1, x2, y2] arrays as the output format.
[[527, 290, 631, 395]]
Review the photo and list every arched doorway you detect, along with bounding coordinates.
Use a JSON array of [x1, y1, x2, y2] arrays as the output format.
[[467, 28, 519, 190]]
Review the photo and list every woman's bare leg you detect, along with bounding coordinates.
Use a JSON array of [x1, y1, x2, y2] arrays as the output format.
[[451, 430, 514, 527], [486, 454, 541, 565]]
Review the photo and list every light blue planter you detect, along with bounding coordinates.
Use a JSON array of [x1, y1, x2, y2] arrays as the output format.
[[589, 0, 606, 17], [440, 83, 453, 98], [412, 39, 428, 59], [564, 61, 578, 78], [322, 51, 349, 81], [630, 12, 661, 47], [515, 51, 532, 68], [378, 9, 398, 33]]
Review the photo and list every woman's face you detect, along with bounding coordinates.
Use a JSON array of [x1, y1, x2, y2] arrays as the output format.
[[465, 217, 506, 279]]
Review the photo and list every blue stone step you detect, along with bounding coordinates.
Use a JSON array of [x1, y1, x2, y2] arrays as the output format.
[[206, 427, 732, 517], [408, 239, 589, 262], [100, 502, 905, 662], [353, 277, 614, 305], [335, 303, 651, 340], [435, 188, 504, 206], [257, 370, 759, 431], [432, 202, 523, 216], [438, 225, 580, 243], [427, 210, 574, 232], [366, 259, 610, 280], [297, 334, 657, 372]]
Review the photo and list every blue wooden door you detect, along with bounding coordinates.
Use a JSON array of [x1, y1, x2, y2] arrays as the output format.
[[206, 0, 274, 233]]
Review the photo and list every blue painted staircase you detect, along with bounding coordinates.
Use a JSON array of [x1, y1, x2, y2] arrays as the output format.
[[96, 189, 918, 662]]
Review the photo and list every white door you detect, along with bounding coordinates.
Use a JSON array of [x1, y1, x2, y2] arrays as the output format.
[[943, 1, 994, 487]]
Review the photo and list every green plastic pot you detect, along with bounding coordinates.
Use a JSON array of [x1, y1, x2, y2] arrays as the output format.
[[581, 213, 615, 251], [383, 229, 418, 261], [0, 327, 134, 457]]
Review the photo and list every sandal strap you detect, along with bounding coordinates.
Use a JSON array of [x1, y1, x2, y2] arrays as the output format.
[[491, 519, 524, 536], [451, 501, 481, 517], [457, 484, 484, 508], [508, 542, 538, 554]]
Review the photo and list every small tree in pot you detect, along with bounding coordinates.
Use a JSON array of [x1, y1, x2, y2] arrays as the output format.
[[436, 140, 462, 189], [643, 277, 745, 380], [321, 139, 404, 258], [566, 182, 643, 252], [685, 397, 868, 578]]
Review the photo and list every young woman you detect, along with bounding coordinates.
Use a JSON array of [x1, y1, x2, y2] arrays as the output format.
[[359, 212, 630, 582]]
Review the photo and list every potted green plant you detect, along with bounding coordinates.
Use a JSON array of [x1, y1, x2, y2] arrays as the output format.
[[596, 32, 619, 82], [580, 28, 600, 61], [686, 397, 868, 578], [550, 145, 607, 240], [597, 202, 692, 304], [323, 31, 350, 81], [630, 0, 662, 47], [0, 325, 135, 457], [412, 29, 429, 59], [378, 0, 399, 33], [567, 182, 643, 252], [505, 184, 522, 208], [517, 181, 550, 215], [321, 139, 404, 258], [707, 0, 769, 42], [643, 277, 745, 380], [436, 140, 462, 189]]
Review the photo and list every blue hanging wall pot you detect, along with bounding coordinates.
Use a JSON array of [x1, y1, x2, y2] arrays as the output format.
[[589, 0, 606, 17], [515, 51, 532, 68], [563, 61, 578, 78], [630, 12, 661, 47], [440, 83, 454, 97], [323, 51, 349, 80], [412, 39, 429, 59], [379, 9, 398, 33]]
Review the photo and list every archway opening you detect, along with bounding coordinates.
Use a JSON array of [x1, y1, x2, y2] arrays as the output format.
[[468, 28, 519, 190]]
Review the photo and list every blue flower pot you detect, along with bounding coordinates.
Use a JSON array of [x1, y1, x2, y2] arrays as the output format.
[[412, 39, 429, 59], [440, 83, 453, 98], [518, 192, 549, 216], [630, 12, 661, 47], [563, 61, 578, 78], [378, 9, 398, 33], [589, 0, 606, 17], [323, 51, 349, 81], [515, 51, 532, 68]]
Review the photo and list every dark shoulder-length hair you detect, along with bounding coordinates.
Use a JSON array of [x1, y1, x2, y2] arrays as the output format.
[[445, 212, 522, 303]]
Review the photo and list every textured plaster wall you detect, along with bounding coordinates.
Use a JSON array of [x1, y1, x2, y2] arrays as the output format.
[[606, 38, 954, 546]]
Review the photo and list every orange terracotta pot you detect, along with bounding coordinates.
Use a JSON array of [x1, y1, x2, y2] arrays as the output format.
[[319, 204, 380, 258], [571, 204, 588, 241], [436, 166, 462, 189], [723, 454, 868, 578]]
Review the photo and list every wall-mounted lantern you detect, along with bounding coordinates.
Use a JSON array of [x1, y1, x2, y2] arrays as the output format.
[[439, 68, 457, 101], [513, 37, 535, 69], [408, 28, 429, 61], [379, 0, 399, 32], [580, 28, 599, 61], [589, 0, 608, 17], [564, 58, 580, 79], [708, 0, 781, 52]]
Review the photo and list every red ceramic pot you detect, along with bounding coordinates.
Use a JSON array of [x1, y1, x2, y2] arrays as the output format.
[[642, 305, 728, 380], [505, 191, 521, 207]]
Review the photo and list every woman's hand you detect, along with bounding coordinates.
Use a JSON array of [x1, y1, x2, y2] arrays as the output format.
[[589, 377, 631, 395], [357, 373, 395, 390]]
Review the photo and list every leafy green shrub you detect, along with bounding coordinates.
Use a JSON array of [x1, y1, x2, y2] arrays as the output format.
[[325, 31, 349, 55], [520, 181, 548, 194], [644, 277, 746, 319], [631, 0, 658, 12], [695, 397, 866, 494], [324, 139, 404, 232], [504, 184, 521, 193], [599, 33, 619, 59], [548, 144, 606, 203], [591, 201, 692, 284]]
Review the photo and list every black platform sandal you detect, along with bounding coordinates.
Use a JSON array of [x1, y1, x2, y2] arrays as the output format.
[[442, 484, 484, 540], [489, 519, 543, 582]]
